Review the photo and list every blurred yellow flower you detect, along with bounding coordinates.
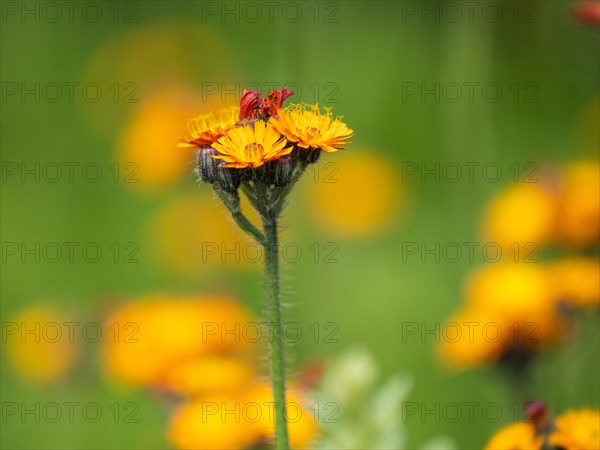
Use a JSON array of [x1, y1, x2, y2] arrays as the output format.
[[179, 106, 240, 149], [5, 305, 79, 383], [549, 257, 600, 308], [482, 183, 557, 251], [442, 262, 569, 368], [103, 296, 253, 386], [557, 161, 600, 248], [243, 383, 319, 449], [168, 384, 317, 450], [467, 263, 552, 313], [483, 422, 543, 450], [212, 121, 293, 168], [549, 409, 600, 450], [466, 263, 560, 339], [453, 158, 598, 376], [118, 86, 209, 189], [438, 306, 506, 369], [168, 394, 263, 450], [105, 295, 320, 449], [304, 152, 403, 238], [163, 356, 255, 396], [481, 160, 599, 251], [81, 21, 235, 134], [147, 191, 260, 278], [270, 103, 354, 152]]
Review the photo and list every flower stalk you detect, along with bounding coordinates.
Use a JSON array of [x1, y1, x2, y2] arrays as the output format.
[[179, 86, 353, 449], [213, 185, 265, 244], [262, 213, 289, 449], [214, 181, 292, 448]]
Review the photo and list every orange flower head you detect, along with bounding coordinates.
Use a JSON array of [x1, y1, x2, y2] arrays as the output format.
[[212, 121, 292, 168], [169, 395, 263, 450], [482, 183, 557, 250], [549, 257, 600, 308], [163, 356, 255, 396], [103, 296, 254, 386], [179, 106, 239, 148], [438, 306, 508, 369], [243, 382, 318, 449], [557, 160, 600, 248], [549, 409, 600, 450], [466, 262, 564, 346], [484, 422, 544, 450], [270, 103, 354, 153]]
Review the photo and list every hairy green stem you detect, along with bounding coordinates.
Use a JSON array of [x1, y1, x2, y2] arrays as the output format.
[[218, 180, 291, 448], [230, 210, 264, 244], [263, 216, 289, 450], [214, 186, 265, 244]]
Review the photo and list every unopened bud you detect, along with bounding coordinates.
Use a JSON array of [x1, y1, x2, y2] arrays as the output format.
[[524, 400, 551, 433], [196, 147, 241, 192], [216, 166, 242, 192], [197, 147, 219, 183], [273, 155, 296, 186], [297, 147, 321, 165], [258, 156, 298, 187]]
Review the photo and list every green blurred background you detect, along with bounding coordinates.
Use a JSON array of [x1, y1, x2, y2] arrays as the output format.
[[1, 1, 599, 448]]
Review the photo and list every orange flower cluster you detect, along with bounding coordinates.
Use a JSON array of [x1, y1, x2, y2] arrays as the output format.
[[103, 295, 317, 449], [179, 87, 353, 192], [441, 161, 599, 370]]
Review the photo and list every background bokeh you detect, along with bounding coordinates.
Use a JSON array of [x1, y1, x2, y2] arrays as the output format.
[[1, 1, 599, 449]]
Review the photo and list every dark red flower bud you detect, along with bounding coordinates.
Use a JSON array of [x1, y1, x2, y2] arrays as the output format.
[[239, 89, 261, 120], [260, 87, 295, 117], [524, 400, 551, 433], [280, 86, 294, 103]]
